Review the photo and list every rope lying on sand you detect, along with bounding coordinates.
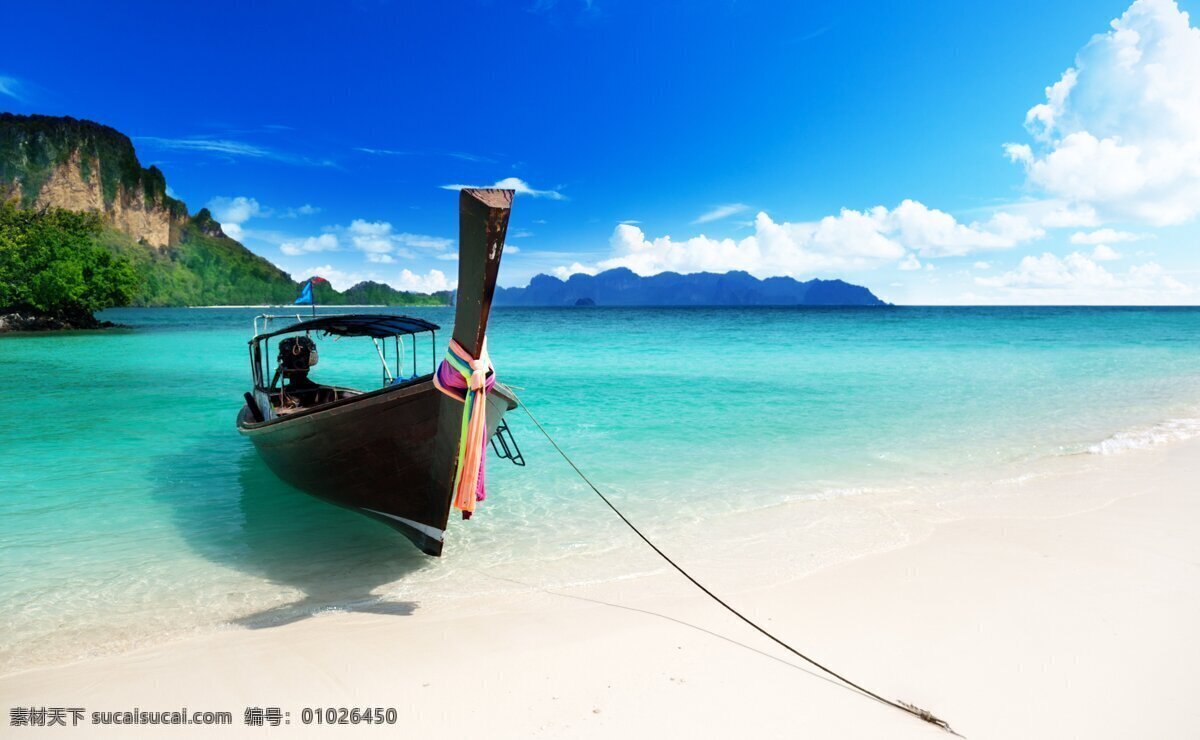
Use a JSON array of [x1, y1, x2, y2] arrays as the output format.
[[512, 390, 961, 737]]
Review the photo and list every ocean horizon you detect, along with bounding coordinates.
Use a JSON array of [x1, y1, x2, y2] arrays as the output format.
[[3, 305, 1199, 671]]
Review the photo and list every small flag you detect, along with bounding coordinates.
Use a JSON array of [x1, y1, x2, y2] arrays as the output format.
[[294, 276, 328, 305]]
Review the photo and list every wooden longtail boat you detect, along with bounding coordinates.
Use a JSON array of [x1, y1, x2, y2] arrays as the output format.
[[236, 189, 521, 555]]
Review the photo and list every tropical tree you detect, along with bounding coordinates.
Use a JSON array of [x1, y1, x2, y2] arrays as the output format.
[[0, 202, 139, 320]]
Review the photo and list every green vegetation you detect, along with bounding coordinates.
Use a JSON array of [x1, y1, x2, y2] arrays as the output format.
[[0, 202, 139, 320], [0, 113, 186, 216], [325, 280, 450, 306], [96, 214, 300, 306]]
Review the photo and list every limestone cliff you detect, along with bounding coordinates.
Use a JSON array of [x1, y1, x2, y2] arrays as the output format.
[[0, 114, 187, 247]]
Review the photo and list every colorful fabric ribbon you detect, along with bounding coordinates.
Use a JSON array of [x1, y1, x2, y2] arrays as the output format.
[[432, 337, 495, 519]]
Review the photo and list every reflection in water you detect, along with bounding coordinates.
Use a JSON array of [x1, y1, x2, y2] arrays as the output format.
[[162, 444, 427, 628]]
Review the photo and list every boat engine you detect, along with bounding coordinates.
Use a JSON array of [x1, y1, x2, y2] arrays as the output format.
[[278, 336, 318, 374]]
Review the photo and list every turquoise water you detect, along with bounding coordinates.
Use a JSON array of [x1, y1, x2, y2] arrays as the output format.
[[3, 306, 1200, 670]]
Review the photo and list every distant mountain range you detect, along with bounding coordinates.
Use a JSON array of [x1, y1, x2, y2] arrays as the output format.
[[494, 268, 886, 306]]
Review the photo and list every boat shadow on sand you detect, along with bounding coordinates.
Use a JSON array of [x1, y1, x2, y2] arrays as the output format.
[[155, 442, 427, 629]]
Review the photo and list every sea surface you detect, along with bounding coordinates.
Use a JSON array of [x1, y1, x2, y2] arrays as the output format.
[[3, 306, 1200, 671]]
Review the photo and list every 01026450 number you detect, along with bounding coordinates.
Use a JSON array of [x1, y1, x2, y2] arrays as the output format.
[[300, 707, 398, 725]]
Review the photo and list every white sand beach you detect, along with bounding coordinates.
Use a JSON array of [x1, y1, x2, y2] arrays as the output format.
[[4, 438, 1199, 739]]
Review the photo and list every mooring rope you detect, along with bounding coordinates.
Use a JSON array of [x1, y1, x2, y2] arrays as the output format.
[[511, 390, 960, 736]]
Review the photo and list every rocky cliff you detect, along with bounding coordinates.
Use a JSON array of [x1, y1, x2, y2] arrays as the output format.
[[0, 114, 187, 248]]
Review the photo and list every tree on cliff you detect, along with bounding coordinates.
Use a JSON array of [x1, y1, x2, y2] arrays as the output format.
[[0, 202, 139, 323]]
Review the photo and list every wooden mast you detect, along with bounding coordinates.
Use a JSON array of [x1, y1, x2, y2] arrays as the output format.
[[427, 188, 513, 554]]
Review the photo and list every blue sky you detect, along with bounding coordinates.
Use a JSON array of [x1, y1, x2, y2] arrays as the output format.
[[3, 0, 1199, 303]]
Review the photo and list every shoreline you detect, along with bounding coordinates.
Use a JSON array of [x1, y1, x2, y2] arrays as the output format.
[[0, 311, 122, 333], [4, 435, 1198, 737]]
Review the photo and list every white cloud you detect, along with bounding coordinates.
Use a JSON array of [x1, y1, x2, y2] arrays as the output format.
[[692, 203, 750, 224], [207, 196, 262, 225], [281, 204, 320, 218], [1091, 244, 1122, 260], [138, 137, 273, 158], [0, 75, 26, 101], [346, 219, 449, 261], [1005, 0, 1200, 225], [899, 254, 922, 271], [204, 197, 321, 239], [440, 176, 565, 200], [396, 269, 453, 293], [397, 233, 453, 249], [552, 262, 599, 279], [280, 234, 338, 256], [136, 137, 333, 166], [348, 219, 398, 257], [1068, 228, 1146, 244], [557, 201, 1041, 279], [885, 200, 1044, 257], [974, 261, 992, 269], [974, 250, 1188, 302], [1040, 202, 1100, 228]]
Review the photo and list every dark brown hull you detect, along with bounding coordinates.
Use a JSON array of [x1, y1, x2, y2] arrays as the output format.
[[237, 379, 515, 555]]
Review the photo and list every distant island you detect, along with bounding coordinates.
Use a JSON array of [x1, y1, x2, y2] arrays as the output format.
[[0, 113, 885, 330], [494, 268, 886, 306], [0, 114, 450, 330]]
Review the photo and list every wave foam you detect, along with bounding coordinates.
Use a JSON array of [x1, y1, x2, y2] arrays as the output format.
[[1087, 416, 1200, 455]]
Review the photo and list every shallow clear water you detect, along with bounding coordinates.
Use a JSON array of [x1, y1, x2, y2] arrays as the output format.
[[2, 306, 1199, 670]]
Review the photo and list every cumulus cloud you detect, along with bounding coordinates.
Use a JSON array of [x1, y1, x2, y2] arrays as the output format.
[[348, 220, 400, 260], [396, 269, 453, 293], [558, 201, 1041, 279], [205, 196, 323, 240], [552, 262, 599, 279], [207, 196, 262, 226], [975, 250, 1187, 302], [346, 219, 450, 262], [692, 203, 750, 224], [1005, 0, 1200, 225], [280, 233, 338, 256], [885, 201, 1044, 257], [206, 196, 264, 240], [440, 177, 565, 200], [1090, 244, 1122, 261]]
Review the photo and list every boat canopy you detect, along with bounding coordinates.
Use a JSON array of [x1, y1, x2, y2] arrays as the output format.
[[252, 314, 440, 343]]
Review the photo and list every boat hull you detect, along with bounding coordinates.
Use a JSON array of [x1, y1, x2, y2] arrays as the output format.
[[237, 379, 514, 555]]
